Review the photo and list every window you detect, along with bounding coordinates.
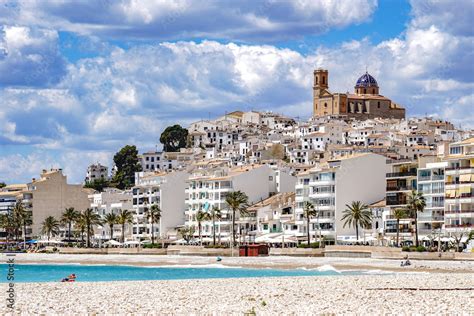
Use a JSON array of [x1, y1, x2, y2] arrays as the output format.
[[322, 76, 325, 84], [449, 146, 462, 155], [377, 101, 380, 108], [269, 176, 273, 181], [324, 102, 327, 108]]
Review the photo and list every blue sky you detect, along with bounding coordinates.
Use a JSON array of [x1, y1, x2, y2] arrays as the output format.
[[0, 0, 473, 184]]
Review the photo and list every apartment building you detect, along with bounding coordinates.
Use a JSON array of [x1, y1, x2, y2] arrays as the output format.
[[384, 160, 418, 241], [443, 137, 474, 233], [29, 169, 93, 236], [85, 163, 108, 183], [132, 171, 189, 241], [294, 153, 388, 243], [417, 158, 447, 237], [89, 188, 133, 241], [184, 164, 296, 242], [249, 192, 295, 236], [0, 184, 32, 240]]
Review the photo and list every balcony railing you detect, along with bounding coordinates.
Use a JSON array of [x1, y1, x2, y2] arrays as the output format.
[[445, 166, 473, 171], [446, 193, 473, 199], [386, 198, 407, 206], [386, 186, 414, 192], [445, 223, 473, 228], [386, 171, 417, 178], [445, 209, 474, 214]]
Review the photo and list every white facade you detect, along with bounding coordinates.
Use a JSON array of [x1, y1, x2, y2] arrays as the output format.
[[89, 188, 133, 241], [132, 171, 189, 240], [85, 163, 108, 183], [295, 153, 388, 242], [184, 164, 296, 241]]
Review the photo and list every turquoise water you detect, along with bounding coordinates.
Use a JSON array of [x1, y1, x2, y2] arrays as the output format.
[[1, 264, 360, 283]]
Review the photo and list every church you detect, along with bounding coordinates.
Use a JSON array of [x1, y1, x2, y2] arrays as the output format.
[[312, 69, 405, 119]]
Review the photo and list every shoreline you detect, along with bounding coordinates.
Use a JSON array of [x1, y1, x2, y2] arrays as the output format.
[[4, 253, 474, 274], [4, 273, 473, 314]]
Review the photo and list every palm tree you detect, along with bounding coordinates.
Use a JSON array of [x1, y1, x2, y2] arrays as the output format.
[[342, 201, 372, 242], [225, 191, 249, 246], [196, 210, 210, 246], [117, 209, 134, 243], [393, 208, 407, 247], [82, 208, 102, 248], [406, 190, 426, 247], [303, 201, 317, 247], [103, 213, 117, 241], [61, 207, 79, 241], [41, 216, 60, 241], [178, 226, 195, 244], [76, 213, 87, 244], [145, 204, 161, 245], [13, 201, 32, 247], [0, 213, 15, 245], [209, 206, 222, 246]]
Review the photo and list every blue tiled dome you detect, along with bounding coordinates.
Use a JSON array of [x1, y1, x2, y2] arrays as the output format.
[[355, 72, 378, 88]]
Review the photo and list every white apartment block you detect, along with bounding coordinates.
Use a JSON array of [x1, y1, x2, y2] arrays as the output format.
[[184, 164, 296, 242], [139, 150, 198, 172], [294, 153, 388, 243], [417, 159, 447, 236], [85, 163, 108, 183], [132, 171, 189, 241], [89, 188, 133, 241], [0, 184, 32, 240], [443, 137, 474, 234]]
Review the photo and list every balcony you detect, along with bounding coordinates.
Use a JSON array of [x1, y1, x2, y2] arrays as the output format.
[[386, 196, 407, 206], [445, 223, 473, 229], [445, 193, 473, 200], [445, 209, 474, 216], [445, 166, 473, 171], [386, 185, 414, 192], [386, 170, 417, 178]]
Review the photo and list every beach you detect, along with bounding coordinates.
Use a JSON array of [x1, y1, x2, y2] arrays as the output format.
[[2, 254, 474, 314], [7, 253, 474, 273], [2, 273, 473, 314]]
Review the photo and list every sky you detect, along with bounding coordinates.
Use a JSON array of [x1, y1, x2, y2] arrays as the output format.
[[0, 0, 473, 184]]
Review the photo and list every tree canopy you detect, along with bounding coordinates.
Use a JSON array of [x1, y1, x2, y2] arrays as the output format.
[[111, 145, 142, 189], [84, 178, 109, 192], [160, 124, 188, 152]]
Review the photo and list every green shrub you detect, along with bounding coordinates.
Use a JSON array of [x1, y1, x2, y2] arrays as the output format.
[[402, 246, 410, 252], [142, 243, 163, 249], [297, 242, 320, 248], [416, 245, 426, 252]]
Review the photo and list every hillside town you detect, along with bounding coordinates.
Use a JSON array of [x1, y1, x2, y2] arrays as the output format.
[[1, 70, 473, 251]]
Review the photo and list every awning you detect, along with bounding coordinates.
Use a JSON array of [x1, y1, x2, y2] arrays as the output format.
[[104, 240, 122, 246]]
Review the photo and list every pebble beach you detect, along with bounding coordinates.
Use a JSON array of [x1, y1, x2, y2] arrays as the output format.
[[3, 273, 473, 314], [2, 254, 473, 314]]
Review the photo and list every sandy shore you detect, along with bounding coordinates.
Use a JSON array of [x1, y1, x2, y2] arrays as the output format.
[[5, 253, 474, 273], [2, 273, 473, 314]]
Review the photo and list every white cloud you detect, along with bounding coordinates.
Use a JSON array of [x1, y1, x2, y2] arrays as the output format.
[[0, 0, 473, 184], [0, 25, 66, 86], [0, 0, 377, 41]]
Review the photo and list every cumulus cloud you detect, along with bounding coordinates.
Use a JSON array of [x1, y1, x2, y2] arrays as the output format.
[[0, 25, 66, 86], [0, 0, 377, 41], [0, 0, 473, 184]]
